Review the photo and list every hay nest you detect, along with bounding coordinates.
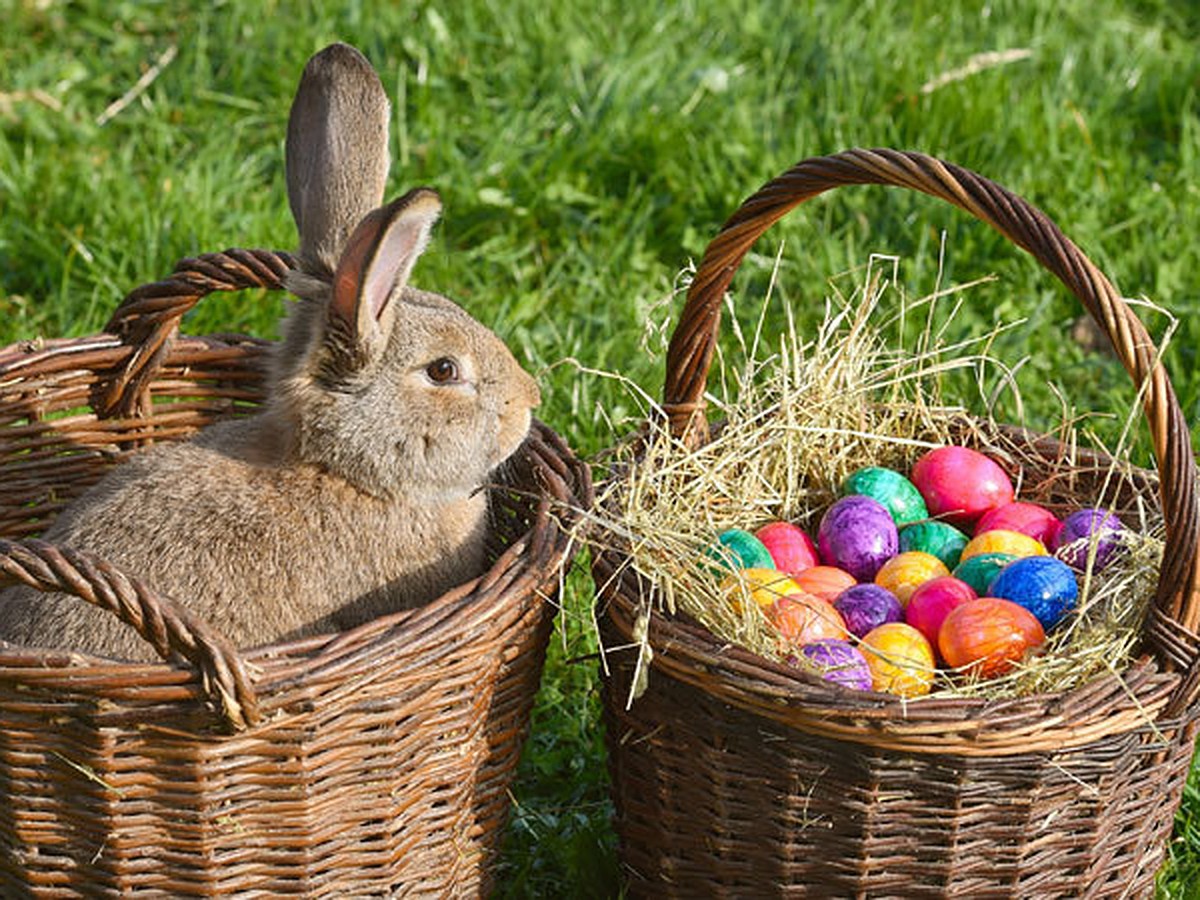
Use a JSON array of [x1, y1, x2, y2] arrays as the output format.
[[589, 252, 1167, 701]]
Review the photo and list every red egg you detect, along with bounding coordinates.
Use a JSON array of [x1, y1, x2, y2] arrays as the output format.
[[905, 576, 977, 650], [755, 521, 820, 577], [792, 566, 858, 603], [938, 597, 1045, 678], [976, 502, 1062, 547], [770, 593, 849, 646], [911, 446, 1015, 528]]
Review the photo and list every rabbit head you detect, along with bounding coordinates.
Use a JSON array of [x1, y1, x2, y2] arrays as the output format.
[[271, 43, 540, 502]]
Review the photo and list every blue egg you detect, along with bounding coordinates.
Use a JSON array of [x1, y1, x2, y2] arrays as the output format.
[[986, 556, 1079, 631]]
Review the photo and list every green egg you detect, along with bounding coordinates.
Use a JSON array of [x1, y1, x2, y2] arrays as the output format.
[[899, 520, 970, 569], [706, 528, 775, 572], [842, 466, 929, 526], [952, 552, 1019, 595]]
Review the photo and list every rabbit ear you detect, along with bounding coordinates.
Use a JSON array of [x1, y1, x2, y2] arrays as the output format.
[[325, 188, 443, 373], [286, 43, 391, 275]]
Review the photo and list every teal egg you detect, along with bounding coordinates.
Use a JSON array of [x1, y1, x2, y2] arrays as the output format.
[[952, 552, 1018, 595], [899, 520, 970, 569], [707, 528, 775, 572], [842, 466, 929, 526]]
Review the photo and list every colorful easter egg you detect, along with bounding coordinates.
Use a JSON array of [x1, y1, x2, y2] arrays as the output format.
[[938, 597, 1045, 678], [987, 556, 1079, 631], [793, 639, 874, 691], [817, 496, 899, 581], [755, 521, 820, 576], [861, 622, 937, 698], [833, 583, 904, 638], [1053, 508, 1125, 572], [708, 528, 775, 571], [721, 568, 805, 613], [952, 552, 1018, 595], [874, 551, 950, 606], [770, 593, 849, 645], [976, 502, 1062, 548], [898, 520, 970, 569], [842, 466, 929, 526], [905, 576, 977, 649], [792, 566, 859, 603], [960, 529, 1047, 562], [911, 446, 1015, 527]]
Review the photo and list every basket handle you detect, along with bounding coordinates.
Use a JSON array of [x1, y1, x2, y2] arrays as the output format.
[[0, 538, 261, 730], [663, 149, 1200, 700], [98, 248, 297, 419]]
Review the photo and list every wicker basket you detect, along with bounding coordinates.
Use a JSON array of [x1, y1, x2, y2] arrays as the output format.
[[0, 249, 592, 897], [593, 149, 1200, 898]]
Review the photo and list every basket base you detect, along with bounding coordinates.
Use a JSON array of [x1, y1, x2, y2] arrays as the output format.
[[600, 614, 1198, 899]]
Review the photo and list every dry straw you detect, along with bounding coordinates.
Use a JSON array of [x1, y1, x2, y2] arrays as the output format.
[[587, 246, 1168, 702]]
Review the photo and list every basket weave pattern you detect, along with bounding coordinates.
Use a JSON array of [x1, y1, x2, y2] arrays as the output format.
[[0, 250, 592, 897], [594, 149, 1200, 897]]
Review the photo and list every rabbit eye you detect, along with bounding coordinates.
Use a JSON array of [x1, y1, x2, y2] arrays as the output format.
[[425, 357, 459, 384]]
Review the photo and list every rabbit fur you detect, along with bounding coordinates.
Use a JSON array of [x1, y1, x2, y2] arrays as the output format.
[[0, 43, 540, 661]]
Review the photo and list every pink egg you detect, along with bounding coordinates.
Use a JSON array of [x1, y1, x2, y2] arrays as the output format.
[[911, 446, 1015, 528], [976, 502, 1062, 547], [755, 521, 820, 577], [905, 576, 977, 651]]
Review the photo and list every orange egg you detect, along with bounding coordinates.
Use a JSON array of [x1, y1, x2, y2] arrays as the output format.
[[791, 566, 858, 603], [721, 568, 805, 613], [860, 622, 936, 697], [938, 597, 1046, 678], [873, 551, 950, 607], [960, 529, 1047, 562], [770, 593, 849, 645]]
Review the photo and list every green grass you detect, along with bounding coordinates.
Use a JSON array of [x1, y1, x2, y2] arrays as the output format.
[[3, 1, 1199, 895]]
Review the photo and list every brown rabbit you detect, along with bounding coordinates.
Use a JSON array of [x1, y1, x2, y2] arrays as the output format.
[[0, 43, 540, 661]]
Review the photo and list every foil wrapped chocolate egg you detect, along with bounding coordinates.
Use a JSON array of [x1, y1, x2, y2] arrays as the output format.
[[792, 639, 873, 691], [987, 556, 1078, 631], [833, 583, 904, 638], [792, 566, 858, 603], [754, 521, 820, 577], [861, 622, 937, 698], [905, 576, 977, 650], [898, 520, 970, 569], [874, 551, 951, 606], [938, 597, 1045, 678], [708, 528, 775, 572], [911, 446, 1015, 527], [960, 529, 1047, 562], [770, 593, 849, 645], [1053, 508, 1124, 572], [975, 501, 1062, 548], [842, 466, 929, 526], [817, 496, 899, 582], [952, 552, 1018, 595]]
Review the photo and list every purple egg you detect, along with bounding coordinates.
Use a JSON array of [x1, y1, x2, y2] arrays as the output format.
[[793, 639, 873, 691], [834, 584, 904, 638], [817, 496, 899, 581], [1053, 508, 1124, 572]]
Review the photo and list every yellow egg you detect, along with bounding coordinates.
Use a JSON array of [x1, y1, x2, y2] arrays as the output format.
[[861, 622, 936, 697], [721, 567, 805, 613], [873, 551, 949, 607], [960, 529, 1047, 562]]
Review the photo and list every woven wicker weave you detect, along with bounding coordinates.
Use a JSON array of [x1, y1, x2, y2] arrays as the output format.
[[0, 250, 592, 897], [593, 149, 1200, 897]]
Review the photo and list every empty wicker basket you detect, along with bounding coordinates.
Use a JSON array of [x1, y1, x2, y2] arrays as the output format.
[[593, 149, 1200, 898], [0, 250, 592, 897]]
